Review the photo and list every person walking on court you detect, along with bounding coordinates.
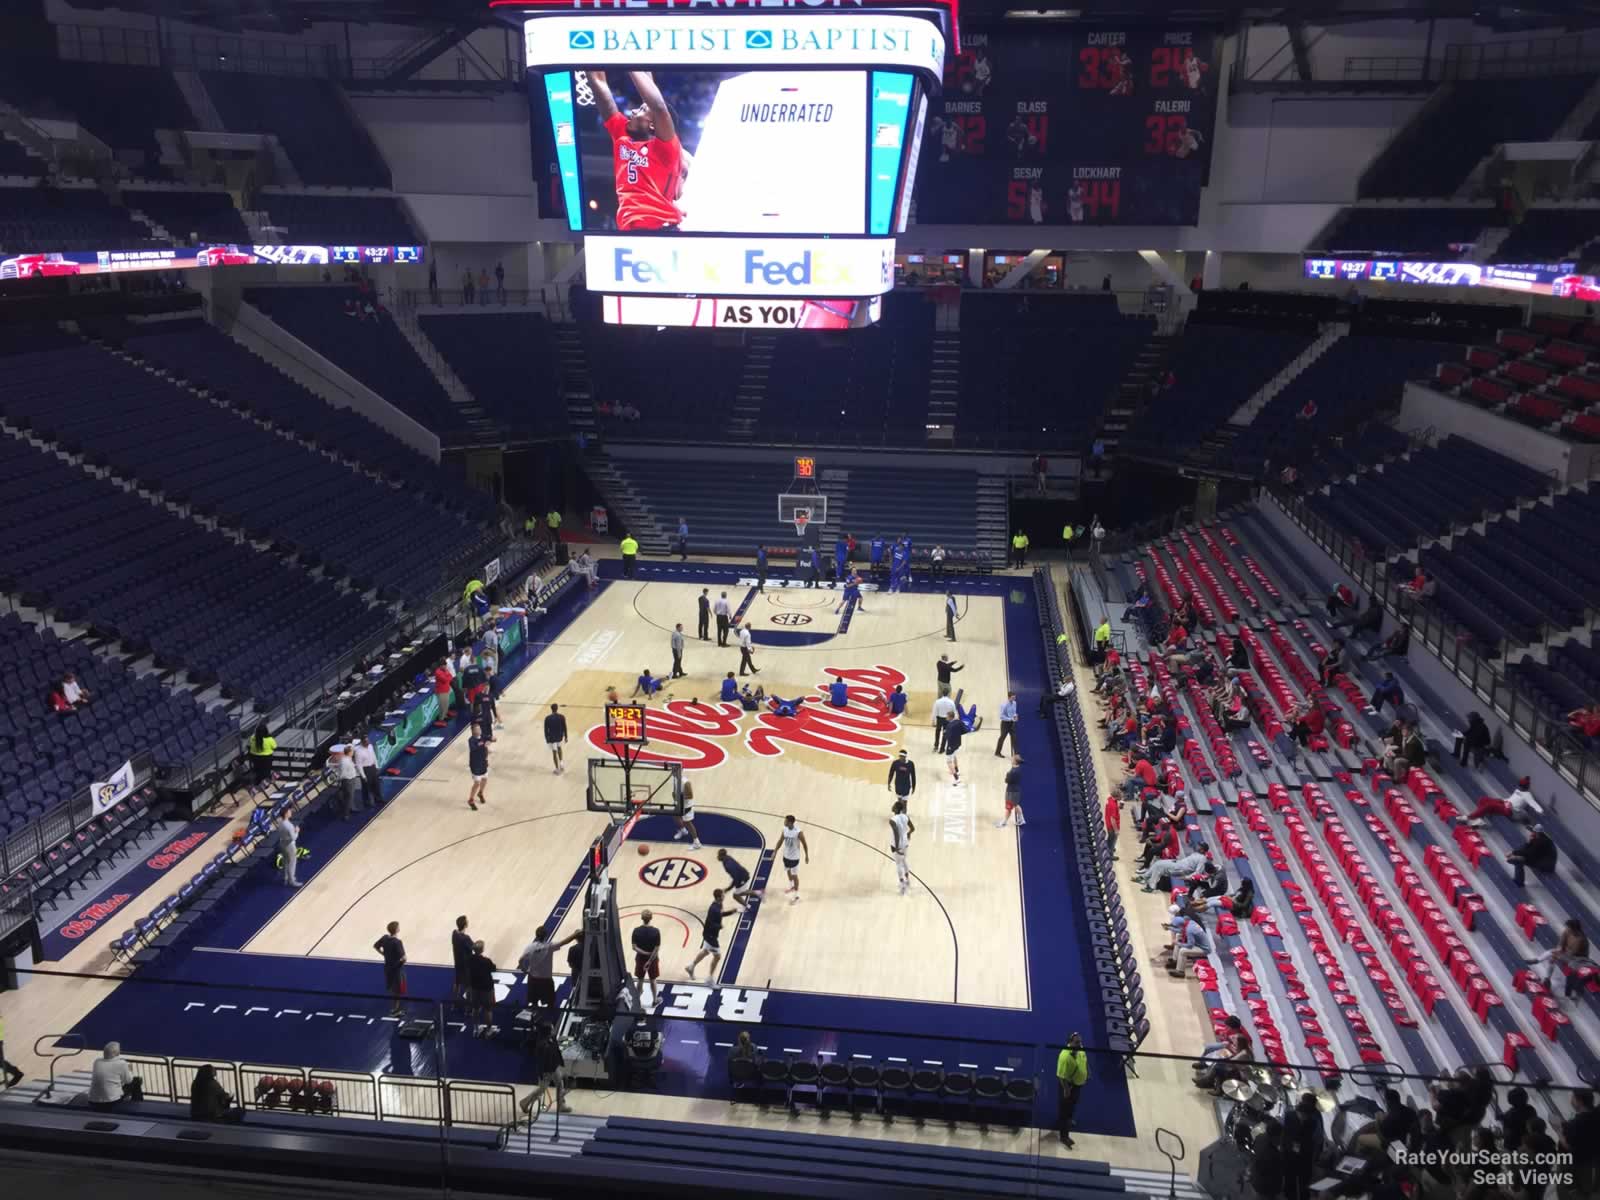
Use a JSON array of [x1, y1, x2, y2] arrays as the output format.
[[686, 889, 740, 980], [632, 911, 662, 1000], [334, 744, 360, 819], [778, 815, 810, 904], [374, 921, 407, 1017], [467, 940, 499, 1037], [936, 654, 963, 691], [713, 591, 732, 646], [945, 592, 959, 641], [932, 691, 957, 754], [451, 915, 474, 1009], [995, 692, 1018, 757], [544, 703, 568, 775], [676, 517, 689, 561], [697, 588, 711, 640], [619, 532, 639, 578], [519, 925, 582, 1017], [890, 799, 915, 895], [354, 732, 382, 810], [1056, 1033, 1087, 1147], [670, 623, 686, 678], [996, 753, 1026, 828], [467, 733, 490, 811], [756, 545, 769, 592], [942, 709, 965, 782], [276, 812, 300, 887], [737, 621, 759, 675], [672, 781, 703, 850], [715, 848, 759, 907], [887, 748, 917, 806]]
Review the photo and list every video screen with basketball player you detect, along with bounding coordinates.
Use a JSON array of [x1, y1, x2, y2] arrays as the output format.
[[570, 68, 869, 234]]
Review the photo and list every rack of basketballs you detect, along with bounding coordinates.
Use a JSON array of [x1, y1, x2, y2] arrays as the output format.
[[255, 1075, 340, 1114]]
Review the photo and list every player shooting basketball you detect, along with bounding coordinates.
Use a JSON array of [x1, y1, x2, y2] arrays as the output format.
[[588, 69, 690, 231]]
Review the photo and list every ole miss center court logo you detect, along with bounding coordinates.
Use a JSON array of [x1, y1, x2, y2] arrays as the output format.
[[586, 664, 907, 770], [640, 857, 707, 889]]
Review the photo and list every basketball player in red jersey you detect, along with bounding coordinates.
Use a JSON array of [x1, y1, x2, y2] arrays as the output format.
[[589, 69, 685, 231]]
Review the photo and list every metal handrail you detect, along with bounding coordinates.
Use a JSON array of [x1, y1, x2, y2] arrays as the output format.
[[32, 1033, 85, 1101]]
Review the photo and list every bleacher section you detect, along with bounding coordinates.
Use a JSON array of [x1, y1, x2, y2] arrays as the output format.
[[0, 610, 233, 838], [118, 318, 491, 519], [958, 292, 1154, 448], [254, 194, 417, 245], [0, 425, 384, 709], [122, 189, 250, 245], [419, 312, 566, 439], [0, 335, 487, 608], [0, 58, 193, 180], [202, 75, 390, 188], [1493, 209, 1600, 264], [1431, 315, 1600, 442], [0, 187, 162, 254], [1122, 323, 1315, 463], [1315, 207, 1494, 258], [581, 323, 744, 441], [245, 286, 460, 438], [1359, 76, 1594, 198], [1110, 511, 1600, 1096], [0, 135, 45, 179]]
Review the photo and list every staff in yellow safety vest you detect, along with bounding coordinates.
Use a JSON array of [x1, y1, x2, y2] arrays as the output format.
[[620, 534, 639, 579], [1055, 1033, 1088, 1146], [1011, 530, 1030, 569]]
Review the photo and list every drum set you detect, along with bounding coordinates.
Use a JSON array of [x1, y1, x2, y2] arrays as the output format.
[[1218, 1066, 1338, 1154]]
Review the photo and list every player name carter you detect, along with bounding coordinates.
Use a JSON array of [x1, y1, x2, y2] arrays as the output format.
[[741, 102, 835, 123], [1085, 31, 1126, 46]]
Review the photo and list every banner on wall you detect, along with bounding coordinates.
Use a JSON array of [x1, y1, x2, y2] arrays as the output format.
[[90, 759, 136, 817], [483, 556, 502, 586], [0, 244, 426, 281], [1303, 257, 1599, 299]]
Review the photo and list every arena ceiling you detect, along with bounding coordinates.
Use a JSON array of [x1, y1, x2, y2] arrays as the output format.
[[54, 0, 1600, 34]]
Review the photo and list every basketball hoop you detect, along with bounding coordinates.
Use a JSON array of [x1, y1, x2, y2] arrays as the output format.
[[791, 508, 812, 538]]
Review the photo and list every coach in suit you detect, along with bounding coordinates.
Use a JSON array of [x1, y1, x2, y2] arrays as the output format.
[[697, 588, 711, 640]]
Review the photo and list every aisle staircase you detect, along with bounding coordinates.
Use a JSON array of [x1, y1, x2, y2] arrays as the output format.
[[390, 308, 499, 443], [1100, 332, 1177, 452], [975, 474, 1009, 558], [927, 331, 960, 433], [1227, 323, 1349, 426], [585, 450, 670, 552], [557, 326, 595, 439], [727, 332, 774, 442]]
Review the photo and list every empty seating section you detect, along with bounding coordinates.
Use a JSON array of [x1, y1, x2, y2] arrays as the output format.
[[1493, 209, 1600, 264], [120, 319, 492, 520], [255, 194, 416, 244], [0, 136, 44, 179], [1431, 316, 1600, 442], [0, 58, 193, 179], [607, 457, 983, 555], [763, 298, 935, 443], [0, 430, 383, 708], [1124, 324, 1314, 460], [958, 293, 1153, 446], [1317, 207, 1493, 257], [1119, 515, 1600, 1091], [0, 339, 483, 605], [419, 312, 567, 438], [581, 324, 744, 440], [202, 75, 390, 188], [1359, 77, 1594, 198], [1231, 334, 1461, 472], [246, 286, 460, 438], [122, 189, 249, 245], [0, 187, 161, 253], [0, 611, 234, 835]]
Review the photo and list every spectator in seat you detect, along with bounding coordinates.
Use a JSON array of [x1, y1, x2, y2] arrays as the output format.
[[60, 671, 90, 707], [1288, 698, 1325, 748], [1298, 398, 1319, 422], [1192, 1014, 1254, 1094], [1529, 917, 1589, 995], [1383, 720, 1427, 783], [1399, 568, 1435, 610], [1317, 638, 1346, 687], [1141, 845, 1207, 893], [1507, 823, 1558, 888], [87, 1042, 141, 1110], [1334, 594, 1385, 639], [1455, 711, 1493, 768], [1326, 583, 1357, 620], [1466, 776, 1542, 827], [190, 1063, 242, 1123], [1164, 909, 1213, 978], [1370, 671, 1406, 715], [1367, 623, 1411, 661], [1569, 703, 1600, 740], [1123, 754, 1160, 802], [1137, 815, 1180, 871], [48, 682, 72, 714], [1227, 638, 1251, 674]]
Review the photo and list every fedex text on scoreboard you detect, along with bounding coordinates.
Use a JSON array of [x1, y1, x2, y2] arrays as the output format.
[[524, 3, 945, 315]]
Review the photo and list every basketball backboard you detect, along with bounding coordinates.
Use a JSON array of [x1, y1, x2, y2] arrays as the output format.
[[778, 492, 828, 540], [585, 757, 684, 816]]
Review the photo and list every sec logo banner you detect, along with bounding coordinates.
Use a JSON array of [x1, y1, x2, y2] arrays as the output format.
[[770, 612, 813, 626], [640, 857, 707, 889]]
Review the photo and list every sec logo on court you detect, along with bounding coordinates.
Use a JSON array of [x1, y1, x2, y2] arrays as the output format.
[[639, 857, 707, 889], [770, 612, 813, 626]]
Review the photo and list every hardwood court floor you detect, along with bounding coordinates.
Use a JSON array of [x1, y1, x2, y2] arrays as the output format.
[[244, 576, 1029, 1010]]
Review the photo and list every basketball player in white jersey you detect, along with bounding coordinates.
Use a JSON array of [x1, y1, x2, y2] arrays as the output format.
[[778, 814, 810, 903], [890, 799, 915, 895], [1184, 53, 1205, 90], [1028, 182, 1045, 224], [1067, 182, 1085, 223]]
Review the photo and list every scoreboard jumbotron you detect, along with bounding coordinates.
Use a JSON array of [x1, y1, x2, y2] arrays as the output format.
[[503, 0, 955, 329]]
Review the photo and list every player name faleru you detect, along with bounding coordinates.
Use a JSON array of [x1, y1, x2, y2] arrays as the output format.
[[740, 102, 835, 123]]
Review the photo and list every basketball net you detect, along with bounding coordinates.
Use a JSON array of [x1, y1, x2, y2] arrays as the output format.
[[605, 791, 653, 864], [792, 508, 811, 538], [573, 70, 595, 107]]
